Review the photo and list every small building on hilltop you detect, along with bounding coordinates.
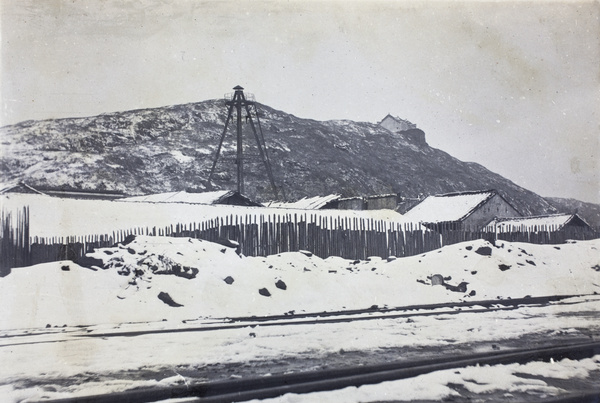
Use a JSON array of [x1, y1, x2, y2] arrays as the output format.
[[378, 114, 416, 133], [403, 189, 521, 231], [121, 190, 262, 206], [378, 114, 426, 145], [486, 214, 594, 234]]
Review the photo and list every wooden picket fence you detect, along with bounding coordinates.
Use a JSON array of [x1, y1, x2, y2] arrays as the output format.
[[1, 209, 598, 271], [167, 215, 443, 260], [1, 207, 30, 275], [495, 224, 598, 244]]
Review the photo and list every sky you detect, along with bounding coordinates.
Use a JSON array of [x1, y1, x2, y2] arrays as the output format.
[[1, 0, 599, 203]]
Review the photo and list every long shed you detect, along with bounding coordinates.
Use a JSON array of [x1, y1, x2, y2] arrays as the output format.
[[486, 213, 594, 233], [121, 190, 262, 206], [403, 189, 521, 231]]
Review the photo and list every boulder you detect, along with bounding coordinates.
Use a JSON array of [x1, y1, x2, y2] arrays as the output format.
[[431, 274, 444, 286], [259, 287, 271, 297], [157, 291, 183, 307], [77, 255, 105, 270], [498, 264, 511, 271], [475, 246, 492, 256], [444, 281, 469, 293]]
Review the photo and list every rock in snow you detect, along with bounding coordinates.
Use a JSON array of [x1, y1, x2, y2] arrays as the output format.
[[157, 291, 183, 307], [259, 288, 272, 297]]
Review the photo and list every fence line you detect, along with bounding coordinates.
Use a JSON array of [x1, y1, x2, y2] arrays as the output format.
[[1, 209, 598, 271], [1, 207, 30, 275]]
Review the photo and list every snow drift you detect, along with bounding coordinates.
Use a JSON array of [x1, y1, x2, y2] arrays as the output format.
[[1, 236, 599, 330]]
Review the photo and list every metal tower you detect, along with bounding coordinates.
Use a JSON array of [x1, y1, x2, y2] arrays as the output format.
[[208, 86, 280, 199]]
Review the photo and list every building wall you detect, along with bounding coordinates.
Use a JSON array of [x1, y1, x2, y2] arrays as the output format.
[[365, 195, 398, 210], [396, 198, 422, 214], [337, 198, 365, 210], [462, 194, 521, 230]]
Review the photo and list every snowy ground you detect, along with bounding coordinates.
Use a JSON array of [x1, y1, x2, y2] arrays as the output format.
[[2, 236, 599, 328], [1, 295, 599, 402], [1, 236, 599, 401]]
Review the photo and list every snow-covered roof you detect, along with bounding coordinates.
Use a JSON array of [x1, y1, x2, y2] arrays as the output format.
[[338, 196, 363, 202], [379, 114, 416, 127], [0, 182, 47, 196], [403, 190, 496, 223], [365, 193, 397, 200], [487, 214, 591, 231], [121, 190, 252, 205], [266, 194, 341, 210]]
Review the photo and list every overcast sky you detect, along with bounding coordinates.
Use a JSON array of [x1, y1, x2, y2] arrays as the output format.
[[1, 0, 599, 203]]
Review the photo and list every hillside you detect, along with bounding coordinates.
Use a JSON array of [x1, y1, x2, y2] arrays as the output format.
[[0, 99, 558, 215]]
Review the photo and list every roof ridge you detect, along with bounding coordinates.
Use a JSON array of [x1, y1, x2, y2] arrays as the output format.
[[434, 189, 496, 198], [493, 213, 574, 222]]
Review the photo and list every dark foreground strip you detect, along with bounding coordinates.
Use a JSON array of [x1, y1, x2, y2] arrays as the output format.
[[540, 391, 600, 403], [45, 341, 600, 403], [80, 293, 590, 339]]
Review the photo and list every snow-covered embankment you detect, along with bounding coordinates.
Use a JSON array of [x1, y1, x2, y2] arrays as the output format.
[[1, 236, 599, 330]]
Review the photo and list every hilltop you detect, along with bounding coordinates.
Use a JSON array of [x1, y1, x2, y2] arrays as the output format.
[[0, 99, 560, 216]]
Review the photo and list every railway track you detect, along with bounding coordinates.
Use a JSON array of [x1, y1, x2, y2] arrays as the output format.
[[1, 293, 595, 345], [222, 293, 588, 323], [76, 293, 597, 339], [46, 340, 600, 403]]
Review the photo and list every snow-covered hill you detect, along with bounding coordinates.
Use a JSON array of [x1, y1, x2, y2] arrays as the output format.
[[0, 99, 559, 216]]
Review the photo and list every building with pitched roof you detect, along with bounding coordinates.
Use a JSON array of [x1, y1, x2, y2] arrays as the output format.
[[486, 213, 593, 233], [121, 190, 262, 206], [378, 114, 417, 132], [364, 194, 398, 210], [0, 182, 47, 196], [268, 193, 403, 211], [403, 189, 521, 231], [378, 114, 426, 145], [1, 182, 124, 200], [266, 194, 341, 210], [334, 196, 366, 211]]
